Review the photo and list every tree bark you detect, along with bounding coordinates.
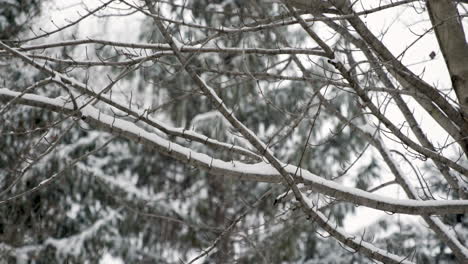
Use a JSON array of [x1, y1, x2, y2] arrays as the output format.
[[427, 0, 468, 116]]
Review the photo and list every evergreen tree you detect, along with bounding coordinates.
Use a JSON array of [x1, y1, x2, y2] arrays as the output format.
[[1, 0, 467, 263]]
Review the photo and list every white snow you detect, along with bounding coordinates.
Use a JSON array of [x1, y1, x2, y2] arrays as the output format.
[[2, 87, 468, 216], [45, 209, 121, 257]]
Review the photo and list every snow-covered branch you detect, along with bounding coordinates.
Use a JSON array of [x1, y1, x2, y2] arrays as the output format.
[[2, 88, 468, 216]]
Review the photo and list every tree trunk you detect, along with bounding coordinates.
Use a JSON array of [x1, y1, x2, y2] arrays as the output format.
[[427, 0, 468, 116]]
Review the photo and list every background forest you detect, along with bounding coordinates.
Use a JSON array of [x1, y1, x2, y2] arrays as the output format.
[[0, 0, 467, 263]]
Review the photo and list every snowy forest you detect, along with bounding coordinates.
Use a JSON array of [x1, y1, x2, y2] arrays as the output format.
[[0, 0, 468, 263]]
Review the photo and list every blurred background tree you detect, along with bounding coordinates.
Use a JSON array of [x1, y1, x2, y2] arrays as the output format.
[[0, 0, 466, 263]]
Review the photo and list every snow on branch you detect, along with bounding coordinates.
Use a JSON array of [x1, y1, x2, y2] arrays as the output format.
[[0, 210, 120, 261], [45, 209, 121, 257], [0, 40, 261, 162], [1, 88, 468, 216]]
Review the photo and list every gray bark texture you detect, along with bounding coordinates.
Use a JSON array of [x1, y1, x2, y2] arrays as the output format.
[[427, 0, 468, 116]]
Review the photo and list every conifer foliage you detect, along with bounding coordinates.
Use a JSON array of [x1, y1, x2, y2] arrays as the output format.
[[0, 0, 467, 263]]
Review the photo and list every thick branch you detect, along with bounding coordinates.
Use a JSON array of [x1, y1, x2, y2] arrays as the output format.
[[329, 0, 468, 138], [2, 85, 468, 215], [427, 0, 468, 114]]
